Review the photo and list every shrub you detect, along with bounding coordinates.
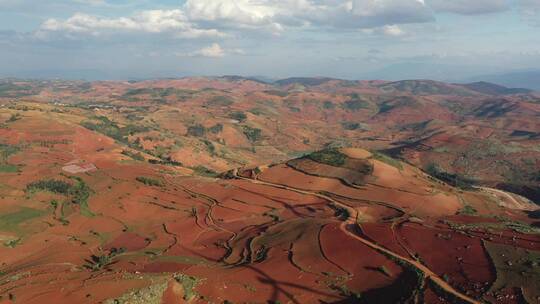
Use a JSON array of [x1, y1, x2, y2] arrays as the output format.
[[425, 163, 476, 190], [26, 179, 72, 194], [307, 149, 347, 167], [187, 124, 206, 137], [208, 123, 223, 134], [344, 99, 368, 111], [457, 205, 477, 216], [323, 101, 335, 109], [207, 95, 234, 107], [193, 166, 219, 178], [242, 126, 262, 142], [81, 117, 149, 144], [136, 176, 163, 187], [7, 114, 21, 123], [84, 248, 124, 271], [371, 151, 403, 170], [175, 274, 200, 301], [229, 111, 247, 122], [0, 143, 20, 161], [342, 122, 360, 130], [121, 150, 144, 161]]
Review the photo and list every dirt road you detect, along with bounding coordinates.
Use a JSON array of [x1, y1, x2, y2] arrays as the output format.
[[233, 169, 481, 304]]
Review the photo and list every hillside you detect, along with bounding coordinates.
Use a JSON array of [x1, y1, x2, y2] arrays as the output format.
[[0, 76, 539, 302], [0, 107, 538, 303]]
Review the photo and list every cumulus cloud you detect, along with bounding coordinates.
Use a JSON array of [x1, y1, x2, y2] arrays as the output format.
[[178, 43, 244, 58], [427, 0, 509, 15], [183, 0, 434, 31], [36, 0, 536, 40], [362, 24, 406, 37], [35, 0, 438, 40], [184, 0, 281, 28], [39, 10, 225, 38]]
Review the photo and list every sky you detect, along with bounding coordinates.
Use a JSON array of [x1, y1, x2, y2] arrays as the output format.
[[1, 0, 540, 81]]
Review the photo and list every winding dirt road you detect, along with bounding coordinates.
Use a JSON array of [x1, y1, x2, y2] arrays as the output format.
[[477, 186, 536, 211], [232, 169, 481, 304]]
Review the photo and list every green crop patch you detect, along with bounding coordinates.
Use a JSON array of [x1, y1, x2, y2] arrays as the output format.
[[0, 207, 46, 232], [0, 164, 20, 173]]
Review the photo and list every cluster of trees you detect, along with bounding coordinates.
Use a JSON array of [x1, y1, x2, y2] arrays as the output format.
[[425, 163, 476, 190]]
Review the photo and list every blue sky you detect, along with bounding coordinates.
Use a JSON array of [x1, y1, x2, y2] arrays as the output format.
[[1, 0, 539, 80]]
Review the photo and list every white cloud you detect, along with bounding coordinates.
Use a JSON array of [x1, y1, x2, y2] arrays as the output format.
[[39, 10, 225, 38], [198, 43, 225, 57], [73, 0, 108, 6], [382, 25, 405, 36], [182, 0, 434, 31], [35, 0, 533, 41], [427, 0, 509, 15], [178, 43, 244, 58], [361, 24, 406, 37]]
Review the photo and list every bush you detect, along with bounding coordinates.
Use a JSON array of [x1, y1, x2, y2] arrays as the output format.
[[187, 124, 206, 137], [229, 111, 247, 122], [27, 179, 72, 194], [136, 176, 163, 187], [457, 205, 477, 216], [207, 95, 234, 107], [425, 163, 476, 190], [371, 151, 403, 170], [323, 101, 335, 109], [7, 114, 21, 123], [193, 166, 219, 177], [208, 123, 223, 134], [307, 149, 347, 167], [81, 117, 149, 144], [243, 126, 262, 142], [342, 122, 360, 130], [344, 99, 368, 111], [121, 150, 145, 161]]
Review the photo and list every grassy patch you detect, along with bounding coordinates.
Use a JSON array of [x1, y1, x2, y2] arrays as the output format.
[[175, 274, 200, 301], [26, 177, 94, 217], [192, 166, 219, 178], [70, 177, 95, 217], [121, 150, 145, 161], [0, 207, 46, 232], [0, 164, 20, 173], [457, 205, 477, 216], [370, 151, 403, 170], [447, 219, 540, 234]]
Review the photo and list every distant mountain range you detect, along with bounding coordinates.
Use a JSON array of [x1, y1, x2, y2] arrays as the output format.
[[463, 70, 540, 91]]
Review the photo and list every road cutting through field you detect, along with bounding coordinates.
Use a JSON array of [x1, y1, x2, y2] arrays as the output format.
[[233, 169, 482, 304]]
